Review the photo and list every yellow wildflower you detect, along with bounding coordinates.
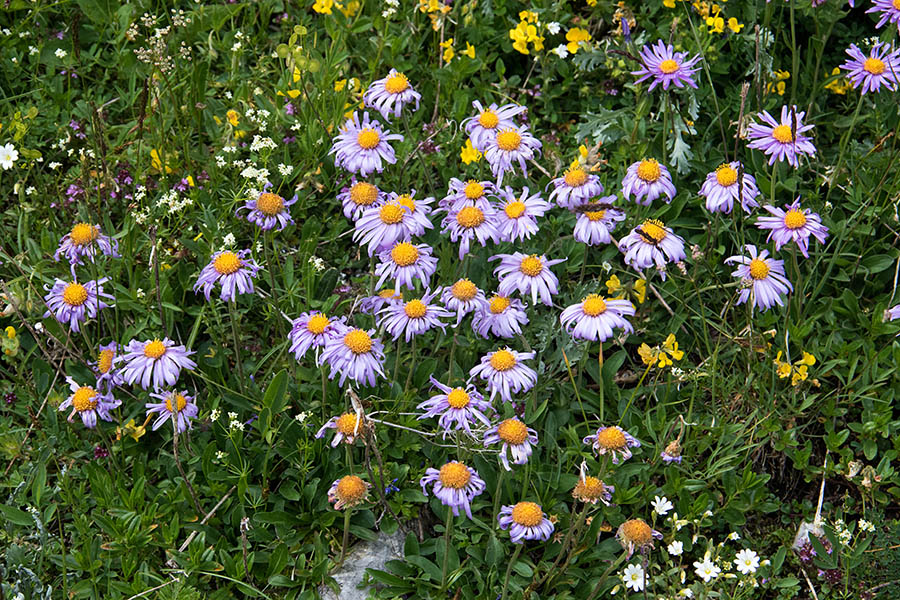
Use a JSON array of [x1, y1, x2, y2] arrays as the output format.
[[663, 0, 676, 7], [313, 0, 335, 14], [226, 110, 239, 127], [727, 17, 744, 33], [293, 66, 302, 83], [766, 70, 789, 96], [638, 343, 661, 367], [462, 42, 476, 59], [587, 0, 598, 6], [150, 149, 173, 174], [334, 79, 348, 92], [773, 350, 816, 386], [519, 10, 538, 22], [117, 416, 152, 442], [639, 334, 684, 369], [5, 326, 15, 339], [340, 0, 359, 17], [824, 67, 851, 95], [662, 334, 684, 361], [441, 38, 455, 63], [706, 13, 725, 33], [606, 275, 624, 299], [634, 279, 647, 304], [566, 27, 591, 54], [460, 138, 482, 164]]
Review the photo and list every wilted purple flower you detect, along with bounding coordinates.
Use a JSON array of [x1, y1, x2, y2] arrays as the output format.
[[317, 412, 367, 446], [725, 244, 793, 313], [58, 376, 120, 428], [617, 519, 663, 558], [93, 342, 124, 393], [420, 461, 486, 519], [193, 250, 262, 302], [584, 425, 641, 464]]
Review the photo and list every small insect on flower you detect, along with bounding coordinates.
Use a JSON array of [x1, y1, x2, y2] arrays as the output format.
[[339, 178, 385, 221], [417, 376, 493, 438], [484, 417, 539, 470], [58, 376, 120, 428], [616, 518, 663, 558], [584, 425, 641, 464], [498, 501, 554, 543], [420, 461, 487, 518], [560, 293, 635, 342], [146, 389, 199, 433], [572, 475, 615, 505], [548, 163, 605, 210], [746, 105, 816, 167], [328, 475, 371, 510], [440, 279, 488, 327], [619, 219, 687, 280], [839, 42, 900, 94], [572, 197, 627, 246], [472, 294, 529, 339], [330, 111, 404, 178], [632, 39, 701, 91], [469, 347, 537, 404], [491, 252, 565, 306], [440, 178, 497, 212], [318, 324, 386, 387], [699, 162, 761, 214], [495, 186, 552, 243], [316, 412, 367, 446], [236, 190, 297, 231], [483, 124, 542, 186], [288, 311, 344, 361], [462, 100, 527, 152], [193, 249, 262, 302], [118, 338, 197, 390], [374, 241, 439, 293], [725, 244, 793, 313], [622, 158, 677, 206], [755, 198, 828, 258], [43, 278, 114, 333], [363, 69, 422, 121], [54, 222, 120, 267], [377, 289, 451, 342]]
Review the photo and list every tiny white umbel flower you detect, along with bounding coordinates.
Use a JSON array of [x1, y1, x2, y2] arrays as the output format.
[[652, 495, 674, 516], [734, 549, 759, 575], [668, 540, 684, 556], [621, 563, 646, 591], [693, 558, 721, 582]]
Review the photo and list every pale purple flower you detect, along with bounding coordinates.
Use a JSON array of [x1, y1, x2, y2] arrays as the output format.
[[93, 342, 124, 393], [363, 69, 421, 121], [359, 289, 403, 314], [888, 305, 900, 321], [58, 376, 120, 428], [384, 190, 435, 232], [462, 101, 527, 152], [353, 200, 425, 256], [54, 222, 119, 267], [330, 111, 403, 177], [440, 279, 488, 326], [440, 203, 502, 260], [495, 186, 552, 243], [318, 324, 386, 387], [377, 289, 451, 342], [316, 412, 367, 446], [725, 244, 793, 313], [584, 425, 641, 464], [472, 294, 529, 339], [439, 178, 496, 212], [146, 390, 199, 433], [572, 198, 626, 245], [483, 125, 542, 186], [747, 105, 816, 167], [43, 278, 113, 333], [755, 198, 828, 257], [236, 190, 297, 231], [193, 249, 262, 302], [420, 461, 486, 518], [560, 294, 635, 342], [498, 502, 554, 543], [491, 252, 565, 306], [339, 178, 385, 220], [484, 417, 539, 471], [840, 42, 900, 94], [469, 347, 537, 404], [374, 241, 438, 293], [622, 158, 677, 206], [117, 338, 197, 390], [417, 376, 493, 437], [548, 165, 605, 210], [632, 40, 701, 91], [699, 162, 760, 214], [866, 0, 900, 33], [288, 311, 343, 361], [619, 219, 686, 281]]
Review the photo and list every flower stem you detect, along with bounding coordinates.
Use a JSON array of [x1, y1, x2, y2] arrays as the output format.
[[339, 507, 352, 564], [500, 544, 523, 600], [585, 551, 629, 600], [404, 337, 417, 395], [825, 93, 865, 207], [228, 300, 244, 393], [440, 506, 454, 591], [491, 469, 506, 529]]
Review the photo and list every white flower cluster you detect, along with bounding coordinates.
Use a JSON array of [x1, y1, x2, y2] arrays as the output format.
[[249, 135, 277, 153], [155, 189, 193, 215], [382, 0, 399, 18]]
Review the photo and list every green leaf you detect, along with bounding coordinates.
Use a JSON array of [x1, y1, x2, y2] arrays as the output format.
[[0, 504, 33, 527]]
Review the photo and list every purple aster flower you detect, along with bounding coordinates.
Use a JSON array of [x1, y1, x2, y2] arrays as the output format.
[[385, 190, 435, 232], [462, 101, 527, 152], [440, 203, 502, 260], [317, 412, 367, 446], [747, 105, 816, 167], [363, 69, 421, 121], [288, 311, 343, 361], [359, 289, 403, 314], [498, 502, 554, 543], [439, 178, 497, 212], [54, 222, 120, 267], [420, 461, 486, 519], [572, 475, 615, 505], [483, 125, 542, 186], [329, 111, 404, 177], [377, 289, 451, 342], [495, 186, 552, 243], [318, 324, 386, 387], [338, 178, 385, 220], [374, 241, 439, 293], [725, 244, 793, 313], [472, 294, 529, 339], [416, 376, 493, 437], [866, 0, 900, 32], [43, 278, 113, 333], [58, 376, 120, 428], [491, 252, 565, 306], [193, 250, 262, 302], [583, 425, 641, 464], [699, 162, 760, 214], [560, 294, 635, 342], [440, 279, 488, 327], [354, 200, 426, 256], [236, 190, 297, 231], [548, 164, 605, 210], [484, 417, 539, 471], [889, 305, 900, 321], [469, 347, 537, 404], [328, 475, 371, 510], [840, 42, 900, 94], [573, 198, 626, 245], [617, 519, 663, 558], [619, 219, 687, 281], [622, 158, 677, 206], [93, 342, 124, 393], [146, 389, 199, 433], [755, 198, 828, 257], [632, 40, 701, 91], [661, 439, 683, 464], [118, 338, 197, 390]]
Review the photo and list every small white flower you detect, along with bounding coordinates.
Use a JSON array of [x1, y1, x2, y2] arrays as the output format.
[[210, 409, 221, 422], [215, 450, 227, 460], [227, 411, 238, 420], [28, 45, 38, 56], [859, 519, 874, 533], [229, 419, 245, 431], [34, 322, 45, 332], [727, 531, 741, 541], [621, 563, 645, 592], [222, 233, 236, 249], [668, 541, 684, 556], [135, 288, 146, 299], [551, 44, 569, 59], [734, 549, 759, 575], [54, 48, 67, 59], [231, 41, 242, 51], [652, 496, 674, 516], [546, 22, 561, 34], [601, 261, 613, 272], [308, 256, 326, 272], [255, 241, 263, 253], [0, 143, 19, 170], [49, 161, 61, 170], [278, 163, 294, 176], [25, 186, 35, 195], [294, 411, 309, 423], [693, 559, 720, 583], [678, 589, 694, 598]]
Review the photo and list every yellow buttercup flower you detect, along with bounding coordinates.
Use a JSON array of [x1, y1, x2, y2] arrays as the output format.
[[639, 334, 684, 369], [634, 279, 647, 304], [313, 0, 335, 14], [606, 274, 624, 299], [663, 0, 676, 7], [773, 350, 816, 386], [339, 0, 359, 17], [460, 138, 482, 164], [519, 10, 538, 22], [662, 334, 684, 361], [706, 13, 724, 33]]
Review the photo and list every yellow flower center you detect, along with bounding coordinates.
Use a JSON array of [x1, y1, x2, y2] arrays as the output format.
[[595, 426, 627, 450], [395, 194, 416, 213], [748, 258, 770, 280], [564, 166, 589, 187], [62, 283, 88, 306], [504, 201, 527, 219], [306, 314, 330, 334], [144, 339, 167, 359], [379, 203, 406, 224], [165, 393, 188, 413], [213, 251, 242, 275], [620, 519, 653, 545], [863, 57, 885, 75], [456, 206, 486, 228], [379, 289, 400, 299], [404, 299, 427, 319], [511, 501, 543, 527], [894, 0, 900, 9], [446, 388, 471, 409], [70, 223, 98, 246], [438, 462, 472, 489], [497, 418, 529, 444], [478, 110, 499, 129], [464, 180, 485, 199], [343, 329, 373, 354], [585, 210, 606, 221], [357, 128, 380, 149], [489, 295, 511, 314], [451, 279, 478, 301], [391, 242, 419, 267], [783, 209, 807, 229], [336, 475, 368, 503], [384, 72, 410, 94], [98, 349, 115, 374], [490, 349, 517, 372], [519, 255, 543, 277], [350, 182, 379, 206], [659, 59, 679, 74], [640, 219, 668, 244], [771, 124, 793, 144], [573, 476, 605, 501], [715, 164, 738, 187], [256, 192, 284, 216], [336, 413, 364, 435], [496, 129, 522, 152], [582, 294, 608, 316], [636, 159, 662, 182], [71, 386, 98, 412]]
